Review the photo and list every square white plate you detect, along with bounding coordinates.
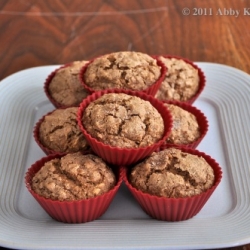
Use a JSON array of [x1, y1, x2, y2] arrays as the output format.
[[0, 62, 250, 249]]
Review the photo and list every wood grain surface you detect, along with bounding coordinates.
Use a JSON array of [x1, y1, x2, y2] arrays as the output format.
[[0, 0, 250, 250], [1, 0, 250, 81]]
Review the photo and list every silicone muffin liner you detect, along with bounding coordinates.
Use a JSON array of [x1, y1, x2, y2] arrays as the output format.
[[44, 62, 90, 108], [25, 153, 122, 223], [33, 108, 89, 155], [77, 89, 173, 166], [155, 55, 206, 104], [123, 145, 222, 221], [163, 100, 209, 148], [79, 54, 167, 96]]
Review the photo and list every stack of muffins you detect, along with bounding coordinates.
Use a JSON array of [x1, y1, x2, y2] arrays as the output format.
[[25, 51, 222, 223]]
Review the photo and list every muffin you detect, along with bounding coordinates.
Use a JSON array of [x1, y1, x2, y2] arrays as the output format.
[[25, 152, 122, 223], [34, 107, 88, 154], [155, 55, 205, 103], [124, 146, 222, 221], [130, 148, 215, 198], [32, 152, 116, 201], [82, 92, 164, 148], [80, 51, 166, 95], [44, 60, 89, 108], [77, 89, 173, 165], [164, 101, 208, 148]]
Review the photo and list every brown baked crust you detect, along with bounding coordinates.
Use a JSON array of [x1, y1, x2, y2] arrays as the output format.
[[32, 152, 116, 201], [39, 107, 88, 153], [83, 51, 161, 91], [155, 57, 199, 101], [130, 148, 215, 198], [48, 61, 89, 106], [82, 93, 165, 148], [165, 104, 201, 144]]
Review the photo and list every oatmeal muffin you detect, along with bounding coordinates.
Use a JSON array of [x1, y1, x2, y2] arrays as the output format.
[[124, 146, 222, 221], [81, 51, 164, 94], [31, 152, 116, 201], [46, 60, 89, 107], [25, 153, 122, 223], [165, 103, 201, 144], [81, 93, 164, 148], [155, 56, 201, 102], [130, 148, 215, 198], [77, 89, 173, 165], [36, 107, 88, 154]]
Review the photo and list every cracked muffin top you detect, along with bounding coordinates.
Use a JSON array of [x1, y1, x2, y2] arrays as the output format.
[[83, 51, 161, 91], [129, 148, 215, 198], [165, 104, 201, 144], [82, 93, 165, 148], [32, 152, 116, 201], [39, 107, 88, 153], [48, 60, 89, 107], [155, 57, 199, 101]]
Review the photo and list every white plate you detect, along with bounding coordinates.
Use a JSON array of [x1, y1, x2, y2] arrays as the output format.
[[0, 63, 250, 250]]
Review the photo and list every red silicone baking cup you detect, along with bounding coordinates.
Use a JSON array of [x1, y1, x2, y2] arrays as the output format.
[[163, 100, 209, 148], [77, 89, 173, 166], [25, 153, 122, 223], [155, 55, 206, 104], [79, 55, 166, 96], [44, 62, 90, 108], [123, 145, 222, 221], [33, 108, 89, 155]]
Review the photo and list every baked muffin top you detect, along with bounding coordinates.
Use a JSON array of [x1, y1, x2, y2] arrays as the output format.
[[130, 148, 215, 198], [155, 57, 199, 101], [82, 93, 165, 148], [83, 51, 161, 91], [39, 107, 88, 153], [165, 104, 200, 144], [32, 152, 116, 201], [48, 60, 89, 106]]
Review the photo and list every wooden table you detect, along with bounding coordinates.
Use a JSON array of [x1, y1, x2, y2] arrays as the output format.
[[0, 0, 250, 249]]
